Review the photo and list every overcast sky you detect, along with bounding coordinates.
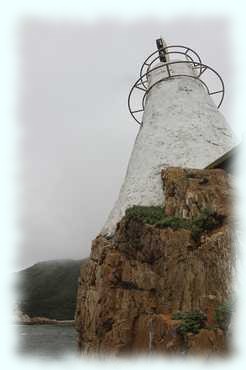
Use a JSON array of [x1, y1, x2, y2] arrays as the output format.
[[18, 17, 236, 270]]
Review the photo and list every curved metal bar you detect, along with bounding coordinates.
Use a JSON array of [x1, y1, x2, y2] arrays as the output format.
[[127, 79, 145, 125], [141, 74, 211, 111], [140, 52, 197, 89], [139, 45, 202, 84], [128, 60, 225, 125], [143, 60, 224, 100], [140, 45, 202, 72]]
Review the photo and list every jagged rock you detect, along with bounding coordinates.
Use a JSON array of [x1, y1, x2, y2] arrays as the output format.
[[132, 314, 183, 353], [186, 328, 227, 355], [162, 167, 231, 219], [75, 167, 233, 355]]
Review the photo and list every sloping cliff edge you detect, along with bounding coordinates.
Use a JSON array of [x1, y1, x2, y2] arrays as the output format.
[[75, 167, 233, 355]]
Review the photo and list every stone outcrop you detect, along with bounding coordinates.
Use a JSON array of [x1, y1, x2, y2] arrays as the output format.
[[75, 167, 233, 355]]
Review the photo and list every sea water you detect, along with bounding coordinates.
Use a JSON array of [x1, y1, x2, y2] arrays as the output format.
[[17, 324, 78, 359]]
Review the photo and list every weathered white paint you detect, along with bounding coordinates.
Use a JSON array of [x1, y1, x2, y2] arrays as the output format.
[[101, 61, 237, 236]]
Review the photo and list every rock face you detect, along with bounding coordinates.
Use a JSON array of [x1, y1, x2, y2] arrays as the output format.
[[75, 167, 233, 355]]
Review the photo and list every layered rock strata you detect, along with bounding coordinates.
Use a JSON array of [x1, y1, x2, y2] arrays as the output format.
[[75, 167, 233, 355]]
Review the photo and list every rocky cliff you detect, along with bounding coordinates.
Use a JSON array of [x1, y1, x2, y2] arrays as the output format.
[[75, 167, 233, 355]]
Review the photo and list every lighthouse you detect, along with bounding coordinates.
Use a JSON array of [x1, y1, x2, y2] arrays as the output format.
[[76, 39, 235, 354], [102, 39, 237, 236]]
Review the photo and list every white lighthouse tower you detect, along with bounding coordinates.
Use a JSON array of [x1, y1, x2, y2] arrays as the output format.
[[102, 39, 237, 236]]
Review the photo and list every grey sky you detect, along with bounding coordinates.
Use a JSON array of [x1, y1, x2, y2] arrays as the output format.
[[18, 17, 234, 269]]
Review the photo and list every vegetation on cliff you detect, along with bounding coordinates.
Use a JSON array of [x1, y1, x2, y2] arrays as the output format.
[[125, 205, 225, 241], [214, 301, 233, 331], [172, 310, 207, 335], [171, 301, 233, 338]]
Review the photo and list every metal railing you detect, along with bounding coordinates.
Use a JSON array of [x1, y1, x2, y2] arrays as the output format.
[[128, 45, 225, 126]]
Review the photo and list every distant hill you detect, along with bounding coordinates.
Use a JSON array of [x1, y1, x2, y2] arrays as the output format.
[[16, 259, 88, 320]]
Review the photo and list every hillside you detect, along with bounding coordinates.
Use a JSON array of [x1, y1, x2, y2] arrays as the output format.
[[17, 259, 88, 320]]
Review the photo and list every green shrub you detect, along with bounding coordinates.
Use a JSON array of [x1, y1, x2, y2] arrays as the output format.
[[214, 301, 233, 331], [125, 206, 223, 241], [190, 208, 223, 240], [172, 310, 207, 335], [125, 206, 164, 225]]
